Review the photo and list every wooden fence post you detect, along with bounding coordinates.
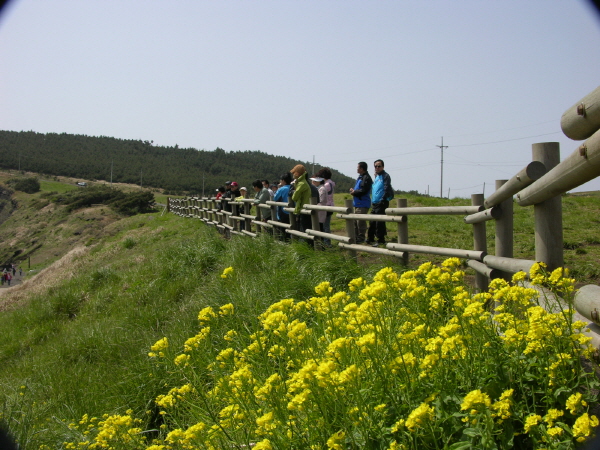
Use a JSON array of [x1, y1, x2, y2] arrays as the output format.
[[310, 197, 322, 249], [532, 142, 564, 270], [344, 199, 357, 260], [289, 202, 297, 242], [397, 198, 409, 266], [471, 194, 488, 292], [494, 179, 513, 280]]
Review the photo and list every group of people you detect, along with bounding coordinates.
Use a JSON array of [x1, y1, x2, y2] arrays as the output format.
[[349, 159, 394, 246], [213, 159, 393, 247], [1, 265, 21, 286]]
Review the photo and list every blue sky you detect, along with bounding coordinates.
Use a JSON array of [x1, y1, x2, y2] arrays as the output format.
[[1, 0, 599, 197]]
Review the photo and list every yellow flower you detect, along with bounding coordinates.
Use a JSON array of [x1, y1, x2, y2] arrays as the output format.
[[315, 281, 333, 296], [461, 390, 491, 413], [219, 303, 234, 316], [524, 414, 542, 433], [572, 413, 599, 442], [566, 392, 587, 415], [326, 430, 345, 450], [254, 439, 273, 450], [174, 353, 190, 366], [149, 337, 168, 357], [220, 266, 234, 278], [198, 306, 217, 324], [405, 403, 435, 431]]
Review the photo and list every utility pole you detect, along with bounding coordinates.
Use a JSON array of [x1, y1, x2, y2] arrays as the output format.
[[436, 137, 448, 198], [110, 160, 113, 186], [140, 169, 143, 189]]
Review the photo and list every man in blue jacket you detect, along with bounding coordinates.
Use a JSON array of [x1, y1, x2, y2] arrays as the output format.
[[367, 159, 393, 247], [349, 161, 373, 244]]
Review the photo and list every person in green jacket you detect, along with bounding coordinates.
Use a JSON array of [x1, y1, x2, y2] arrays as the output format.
[[291, 164, 311, 232]]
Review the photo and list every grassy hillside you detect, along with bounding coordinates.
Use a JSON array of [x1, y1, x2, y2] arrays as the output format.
[[0, 208, 598, 449]]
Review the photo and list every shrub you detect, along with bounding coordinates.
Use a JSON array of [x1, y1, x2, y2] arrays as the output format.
[[6, 177, 40, 194]]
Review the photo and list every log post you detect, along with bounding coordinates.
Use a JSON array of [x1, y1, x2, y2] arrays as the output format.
[[532, 142, 564, 270], [231, 202, 240, 232], [310, 197, 322, 249], [494, 179, 513, 280], [288, 202, 297, 242], [344, 198, 357, 260], [397, 198, 409, 265], [471, 193, 488, 292], [271, 203, 280, 240]]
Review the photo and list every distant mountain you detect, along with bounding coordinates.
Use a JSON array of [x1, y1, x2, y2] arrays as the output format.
[[0, 130, 356, 194]]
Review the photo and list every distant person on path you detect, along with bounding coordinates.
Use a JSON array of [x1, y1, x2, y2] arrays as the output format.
[[349, 161, 373, 244], [252, 179, 272, 221], [6, 272, 11, 286], [367, 159, 393, 247]]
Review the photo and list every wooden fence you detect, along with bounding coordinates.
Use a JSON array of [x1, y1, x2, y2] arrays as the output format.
[[168, 85, 600, 349]]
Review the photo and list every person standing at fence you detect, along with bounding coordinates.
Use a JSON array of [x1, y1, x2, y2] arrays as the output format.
[[262, 180, 275, 199], [310, 176, 327, 231], [274, 172, 292, 224], [222, 181, 233, 212], [367, 159, 393, 247], [252, 179, 272, 221], [316, 168, 335, 247], [349, 161, 373, 244], [290, 164, 311, 233]]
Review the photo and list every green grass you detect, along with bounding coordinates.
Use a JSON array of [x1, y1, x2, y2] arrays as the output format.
[[39, 179, 79, 194], [0, 213, 404, 448], [0, 188, 599, 448]]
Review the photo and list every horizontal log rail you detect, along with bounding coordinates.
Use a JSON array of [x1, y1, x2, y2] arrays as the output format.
[[483, 161, 546, 208], [464, 206, 502, 224], [386, 243, 486, 261], [561, 85, 600, 141], [338, 213, 405, 223], [339, 242, 406, 258], [385, 205, 483, 215], [516, 130, 600, 206]]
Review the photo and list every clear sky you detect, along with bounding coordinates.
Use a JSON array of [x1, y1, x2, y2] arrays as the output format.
[[1, 0, 599, 197]]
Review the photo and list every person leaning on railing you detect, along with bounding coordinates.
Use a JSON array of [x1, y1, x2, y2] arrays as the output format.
[[349, 161, 373, 244], [252, 179, 271, 221], [273, 172, 292, 224], [290, 164, 311, 232]]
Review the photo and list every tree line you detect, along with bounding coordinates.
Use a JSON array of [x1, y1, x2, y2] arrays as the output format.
[[0, 130, 356, 194]]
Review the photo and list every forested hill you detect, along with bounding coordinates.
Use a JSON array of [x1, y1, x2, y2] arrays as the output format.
[[0, 130, 356, 194]]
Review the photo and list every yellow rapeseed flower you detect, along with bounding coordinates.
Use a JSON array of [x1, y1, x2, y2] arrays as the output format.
[[220, 266, 234, 278], [572, 413, 599, 442]]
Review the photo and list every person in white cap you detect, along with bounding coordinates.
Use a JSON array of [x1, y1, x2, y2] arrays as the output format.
[[310, 176, 327, 231]]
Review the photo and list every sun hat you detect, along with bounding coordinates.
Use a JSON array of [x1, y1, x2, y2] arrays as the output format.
[[240, 187, 247, 191]]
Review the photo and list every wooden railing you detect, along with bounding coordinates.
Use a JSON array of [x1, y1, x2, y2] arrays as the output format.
[[169, 85, 600, 345]]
